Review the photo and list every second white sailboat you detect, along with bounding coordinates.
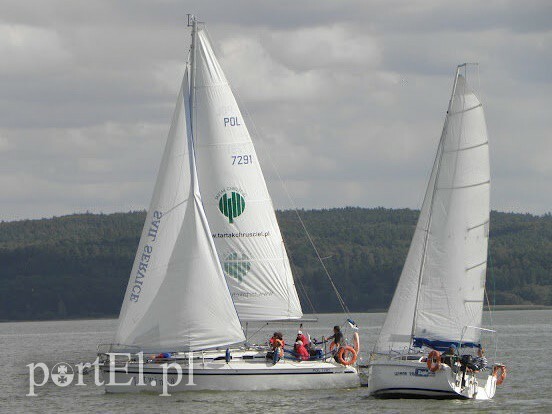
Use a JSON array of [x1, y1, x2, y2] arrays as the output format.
[[367, 64, 506, 400]]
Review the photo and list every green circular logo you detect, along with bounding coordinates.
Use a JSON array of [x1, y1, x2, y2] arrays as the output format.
[[223, 252, 251, 282], [218, 191, 245, 223]]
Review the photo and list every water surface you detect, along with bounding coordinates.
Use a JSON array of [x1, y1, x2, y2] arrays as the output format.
[[2, 311, 550, 413]]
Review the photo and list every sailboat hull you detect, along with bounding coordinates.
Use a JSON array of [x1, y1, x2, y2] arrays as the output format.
[[367, 357, 496, 400], [102, 361, 359, 393], [101, 350, 359, 393]]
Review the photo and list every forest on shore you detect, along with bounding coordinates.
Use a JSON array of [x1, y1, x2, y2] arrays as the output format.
[[0, 207, 550, 321]]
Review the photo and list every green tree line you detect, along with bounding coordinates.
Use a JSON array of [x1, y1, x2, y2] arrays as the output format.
[[0, 208, 550, 321]]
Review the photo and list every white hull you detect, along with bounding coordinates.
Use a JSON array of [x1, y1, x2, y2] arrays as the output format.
[[367, 357, 496, 400], [101, 350, 359, 393]]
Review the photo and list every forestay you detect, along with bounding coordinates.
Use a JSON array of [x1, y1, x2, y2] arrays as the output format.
[[376, 71, 489, 353], [114, 69, 245, 352], [191, 28, 302, 321]]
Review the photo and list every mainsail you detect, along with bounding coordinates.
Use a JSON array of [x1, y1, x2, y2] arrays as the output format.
[[114, 67, 245, 352], [190, 27, 302, 321], [376, 68, 490, 353]]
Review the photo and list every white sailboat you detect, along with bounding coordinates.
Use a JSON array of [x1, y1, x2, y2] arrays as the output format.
[[367, 64, 506, 399], [98, 16, 359, 393]]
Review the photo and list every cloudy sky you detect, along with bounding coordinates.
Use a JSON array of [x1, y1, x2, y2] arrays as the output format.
[[1, 0, 550, 221]]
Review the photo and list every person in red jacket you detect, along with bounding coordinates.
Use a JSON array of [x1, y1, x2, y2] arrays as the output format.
[[296, 330, 309, 348], [294, 340, 310, 361]]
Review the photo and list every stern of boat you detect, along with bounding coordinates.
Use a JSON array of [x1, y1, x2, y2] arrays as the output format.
[[368, 356, 459, 398], [368, 355, 498, 400]]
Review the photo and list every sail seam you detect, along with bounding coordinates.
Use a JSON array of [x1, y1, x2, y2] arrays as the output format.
[[223, 258, 288, 262], [194, 82, 229, 88], [448, 103, 482, 115], [205, 197, 273, 203], [467, 220, 489, 231], [443, 141, 488, 153], [466, 260, 487, 271], [195, 140, 252, 148], [438, 180, 490, 190]]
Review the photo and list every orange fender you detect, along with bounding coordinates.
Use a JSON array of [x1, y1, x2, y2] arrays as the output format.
[[493, 364, 507, 385], [352, 332, 360, 354]]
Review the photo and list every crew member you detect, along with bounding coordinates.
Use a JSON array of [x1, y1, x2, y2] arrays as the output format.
[[441, 344, 458, 367], [269, 332, 284, 364], [325, 325, 345, 358], [294, 340, 309, 361]]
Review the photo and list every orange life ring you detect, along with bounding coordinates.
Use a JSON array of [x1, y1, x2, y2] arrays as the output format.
[[427, 350, 441, 372], [353, 332, 360, 354], [337, 346, 357, 366], [493, 364, 507, 385]]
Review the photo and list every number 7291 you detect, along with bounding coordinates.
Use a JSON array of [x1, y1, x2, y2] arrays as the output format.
[[231, 155, 253, 165]]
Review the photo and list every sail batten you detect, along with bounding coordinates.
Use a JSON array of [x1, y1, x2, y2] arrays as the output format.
[[437, 180, 490, 190], [375, 70, 490, 353], [466, 260, 487, 271], [195, 140, 254, 148], [443, 141, 488, 153], [448, 103, 482, 115]]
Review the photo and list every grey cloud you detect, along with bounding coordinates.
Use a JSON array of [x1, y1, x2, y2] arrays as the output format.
[[0, 0, 550, 220]]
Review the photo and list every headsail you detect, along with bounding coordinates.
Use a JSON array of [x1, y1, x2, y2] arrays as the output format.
[[114, 67, 245, 352], [191, 27, 302, 321], [376, 67, 489, 353], [374, 139, 441, 353]]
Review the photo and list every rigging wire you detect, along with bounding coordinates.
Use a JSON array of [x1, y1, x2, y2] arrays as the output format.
[[245, 322, 269, 343], [294, 268, 317, 314], [485, 242, 497, 359]]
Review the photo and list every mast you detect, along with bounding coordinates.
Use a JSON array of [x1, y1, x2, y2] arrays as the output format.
[[188, 14, 198, 147], [186, 15, 201, 196], [409, 65, 462, 345]]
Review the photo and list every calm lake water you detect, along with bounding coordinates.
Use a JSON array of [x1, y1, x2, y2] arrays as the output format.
[[2, 311, 551, 413]]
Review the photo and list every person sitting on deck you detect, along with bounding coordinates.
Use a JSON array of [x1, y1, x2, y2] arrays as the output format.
[[472, 347, 488, 371], [268, 332, 284, 364], [294, 340, 310, 361], [441, 344, 458, 367], [296, 330, 310, 350]]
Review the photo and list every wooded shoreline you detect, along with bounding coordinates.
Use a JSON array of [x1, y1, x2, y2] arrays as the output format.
[[1, 207, 550, 321]]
